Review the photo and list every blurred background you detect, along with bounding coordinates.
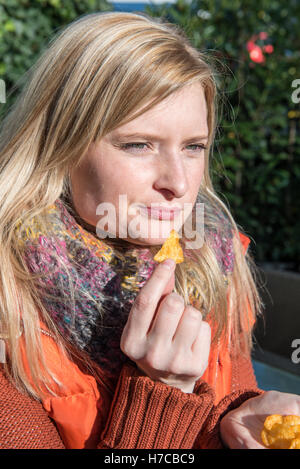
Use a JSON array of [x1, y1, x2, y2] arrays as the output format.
[[0, 0, 299, 393]]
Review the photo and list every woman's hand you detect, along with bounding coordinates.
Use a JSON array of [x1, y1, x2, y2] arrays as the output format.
[[220, 390, 300, 449], [120, 259, 211, 393]]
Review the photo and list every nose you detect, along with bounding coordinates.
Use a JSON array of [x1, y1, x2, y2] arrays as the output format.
[[153, 151, 188, 199]]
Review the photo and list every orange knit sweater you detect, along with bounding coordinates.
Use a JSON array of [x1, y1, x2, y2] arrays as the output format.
[[0, 231, 264, 448], [0, 345, 263, 449]]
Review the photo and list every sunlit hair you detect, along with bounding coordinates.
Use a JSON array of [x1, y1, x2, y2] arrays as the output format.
[[0, 11, 263, 399]]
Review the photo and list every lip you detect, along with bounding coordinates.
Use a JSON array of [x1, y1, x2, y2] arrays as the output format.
[[140, 206, 182, 221]]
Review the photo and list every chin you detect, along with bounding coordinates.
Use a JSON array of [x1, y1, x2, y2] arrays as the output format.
[[126, 220, 183, 242], [124, 236, 169, 247]]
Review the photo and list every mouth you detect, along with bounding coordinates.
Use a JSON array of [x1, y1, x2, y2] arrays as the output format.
[[139, 206, 182, 221]]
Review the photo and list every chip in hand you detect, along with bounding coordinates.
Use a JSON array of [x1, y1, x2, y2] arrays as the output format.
[[261, 414, 300, 449], [153, 229, 184, 264]]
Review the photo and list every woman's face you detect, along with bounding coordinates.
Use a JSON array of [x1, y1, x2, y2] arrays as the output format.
[[70, 82, 208, 246]]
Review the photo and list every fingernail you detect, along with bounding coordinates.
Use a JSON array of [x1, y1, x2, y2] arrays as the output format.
[[162, 258, 176, 270]]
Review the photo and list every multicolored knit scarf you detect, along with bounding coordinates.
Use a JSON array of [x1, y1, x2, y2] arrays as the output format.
[[16, 198, 234, 385]]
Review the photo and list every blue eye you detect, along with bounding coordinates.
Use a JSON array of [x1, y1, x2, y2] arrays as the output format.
[[120, 143, 148, 151], [119, 142, 207, 154], [186, 144, 207, 151]]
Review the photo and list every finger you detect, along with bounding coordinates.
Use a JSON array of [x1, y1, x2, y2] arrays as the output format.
[[191, 320, 211, 352], [156, 270, 175, 311], [172, 306, 202, 348], [190, 321, 211, 374], [162, 271, 175, 296], [149, 292, 185, 341], [127, 259, 176, 337]]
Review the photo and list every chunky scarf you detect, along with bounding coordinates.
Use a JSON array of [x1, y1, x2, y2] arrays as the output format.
[[16, 198, 235, 401]]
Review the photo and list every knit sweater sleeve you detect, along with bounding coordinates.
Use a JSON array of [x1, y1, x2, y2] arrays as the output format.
[[97, 363, 215, 449], [193, 341, 264, 449], [97, 343, 264, 449]]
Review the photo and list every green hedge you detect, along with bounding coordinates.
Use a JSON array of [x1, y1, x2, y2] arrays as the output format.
[[146, 0, 300, 271], [1, 0, 299, 270], [0, 0, 112, 107]]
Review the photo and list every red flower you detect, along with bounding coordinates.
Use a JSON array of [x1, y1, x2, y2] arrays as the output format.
[[246, 40, 256, 52], [246, 33, 272, 64], [259, 32, 268, 40], [249, 46, 265, 63], [264, 44, 274, 54]]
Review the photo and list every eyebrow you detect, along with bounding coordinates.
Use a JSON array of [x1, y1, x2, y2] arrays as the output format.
[[112, 132, 209, 143]]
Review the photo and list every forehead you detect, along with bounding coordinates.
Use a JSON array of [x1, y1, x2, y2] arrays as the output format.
[[114, 83, 208, 137]]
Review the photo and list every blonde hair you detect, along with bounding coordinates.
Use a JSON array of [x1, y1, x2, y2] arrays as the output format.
[[0, 11, 263, 399]]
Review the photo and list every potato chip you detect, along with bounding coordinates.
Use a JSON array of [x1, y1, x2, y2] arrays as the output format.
[[261, 414, 300, 449], [153, 229, 184, 264], [289, 438, 300, 449]]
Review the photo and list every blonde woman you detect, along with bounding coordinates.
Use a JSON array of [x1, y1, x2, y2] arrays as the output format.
[[0, 11, 299, 450]]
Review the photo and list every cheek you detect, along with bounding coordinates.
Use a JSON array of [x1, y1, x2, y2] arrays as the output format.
[[87, 158, 127, 195], [188, 159, 205, 191], [105, 160, 150, 192]]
